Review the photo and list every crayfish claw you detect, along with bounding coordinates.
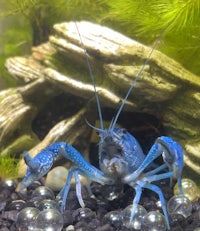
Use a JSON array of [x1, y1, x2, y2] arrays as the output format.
[[23, 151, 40, 171]]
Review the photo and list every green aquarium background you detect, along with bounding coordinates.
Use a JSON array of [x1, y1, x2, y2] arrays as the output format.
[[0, 0, 200, 90]]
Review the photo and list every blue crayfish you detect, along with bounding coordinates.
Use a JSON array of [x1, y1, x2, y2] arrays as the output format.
[[18, 22, 184, 230]]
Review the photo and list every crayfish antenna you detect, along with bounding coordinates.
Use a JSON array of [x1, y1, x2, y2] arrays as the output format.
[[66, 0, 104, 131], [110, 34, 164, 133], [85, 119, 105, 134], [74, 22, 104, 131]]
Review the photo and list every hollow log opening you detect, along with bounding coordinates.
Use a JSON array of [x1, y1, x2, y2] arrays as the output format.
[[32, 92, 86, 140]]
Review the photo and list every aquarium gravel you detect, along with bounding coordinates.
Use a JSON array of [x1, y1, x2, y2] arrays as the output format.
[[0, 178, 199, 230]]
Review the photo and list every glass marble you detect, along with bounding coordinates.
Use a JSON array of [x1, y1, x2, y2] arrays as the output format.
[[174, 178, 200, 201], [101, 184, 124, 200], [38, 199, 60, 211], [4, 178, 16, 188], [31, 186, 55, 200], [122, 204, 147, 229], [141, 211, 167, 231], [169, 213, 185, 225], [103, 210, 123, 228], [34, 209, 64, 231], [167, 194, 192, 218], [7, 199, 26, 211], [16, 207, 40, 230], [74, 207, 96, 222]]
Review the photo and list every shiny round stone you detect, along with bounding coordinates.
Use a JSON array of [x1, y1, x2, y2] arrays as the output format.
[[169, 213, 185, 225], [7, 199, 26, 211], [34, 209, 64, 231], [174, 178, 200, 201], [31, 186, 55, 200], [103, 210, 123, 228], [38, 199, 60, 211], [4, 178, 16, 189], [45, 166, 68, 191], [16, 207, 40, 230], [73, 208, 96, 222], [101, 184, 123, 200], [167, 194, 192, 218], [141, 211, 167, 231], [122, 204, 147, 229]]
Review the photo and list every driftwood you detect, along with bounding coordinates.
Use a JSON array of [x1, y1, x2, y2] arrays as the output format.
[[2, 21, 200, 183]]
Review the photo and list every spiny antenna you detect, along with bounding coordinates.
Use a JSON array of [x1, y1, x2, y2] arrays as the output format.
[[74, 22, 104, 130], [66, 1, 104, 130], [110, 36, 162, 132]]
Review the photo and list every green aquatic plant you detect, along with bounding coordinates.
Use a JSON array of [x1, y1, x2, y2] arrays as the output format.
[[100, 0, 199, 36], [0, 155, 19, 180], [99, 0, 200, 75]]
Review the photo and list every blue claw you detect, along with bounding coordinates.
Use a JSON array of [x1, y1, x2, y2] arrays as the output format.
[[18, 141, 111, 205], [123, 142, 164, 183], [56, 143, 113, 211], [122, 136, 184, 230], [23, 151, 41, 171], [59, 143, 112, 185], [123, 136, 184, 190], [156, 136, 184, 194], [18, 142, 65, 191]]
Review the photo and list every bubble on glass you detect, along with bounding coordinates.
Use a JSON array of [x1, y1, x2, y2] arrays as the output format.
[[16, 207, 40, 231], [34, 209, 64, 231], [101, 184, 123, 200], [141, 211, 167, 231], [122, 204, 147, 229], [103, 210, 123, 228], [174, 178, 200, 201], [38, 199, 60, 211], [31, 186, 55, 200], [167, 194, 192, 218]]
